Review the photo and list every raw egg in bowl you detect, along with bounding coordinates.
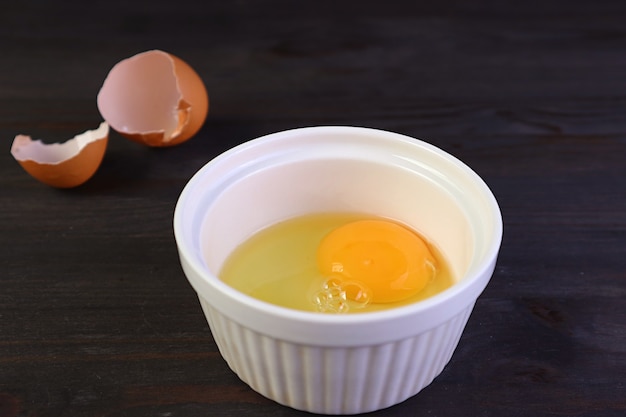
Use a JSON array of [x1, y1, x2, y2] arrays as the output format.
[[173, 126, 502, 415]]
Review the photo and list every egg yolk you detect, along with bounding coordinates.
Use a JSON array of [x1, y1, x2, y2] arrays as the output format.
[[316, 219, 436, 304]]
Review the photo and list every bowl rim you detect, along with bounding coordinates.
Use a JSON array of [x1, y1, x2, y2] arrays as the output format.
[[174, 125, 503, 346]]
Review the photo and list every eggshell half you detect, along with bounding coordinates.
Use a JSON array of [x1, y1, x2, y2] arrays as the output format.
[[97, 50, 209, 147], [11, 122, 109, 188]]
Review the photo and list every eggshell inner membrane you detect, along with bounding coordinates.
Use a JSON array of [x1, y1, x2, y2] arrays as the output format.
[[11, 122, 109, 188], [97, 50, 208, 147]]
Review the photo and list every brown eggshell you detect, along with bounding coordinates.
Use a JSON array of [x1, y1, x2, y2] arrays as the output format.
[[97, 50, 209, 147], [10, 122, 109, 188]]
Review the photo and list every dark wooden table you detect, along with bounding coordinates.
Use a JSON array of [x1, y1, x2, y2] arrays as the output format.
[[2, 1, 625, 416]]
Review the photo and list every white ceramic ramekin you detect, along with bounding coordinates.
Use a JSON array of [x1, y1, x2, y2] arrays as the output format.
[[173, 126, 502, 415]]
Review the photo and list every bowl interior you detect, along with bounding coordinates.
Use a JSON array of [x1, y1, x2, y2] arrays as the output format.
[[190, 127, 498, 287], [201, 157, 474, 281]]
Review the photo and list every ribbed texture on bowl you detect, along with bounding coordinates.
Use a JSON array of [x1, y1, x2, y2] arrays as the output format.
[[199, 298, 475, 415]]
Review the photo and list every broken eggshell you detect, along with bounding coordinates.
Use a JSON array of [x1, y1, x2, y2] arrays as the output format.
[[11, 122, 109, 188], [97, 50, 209, 147]]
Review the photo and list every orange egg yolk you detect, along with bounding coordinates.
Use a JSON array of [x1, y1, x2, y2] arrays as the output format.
[[316, 219, 436, 304]]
